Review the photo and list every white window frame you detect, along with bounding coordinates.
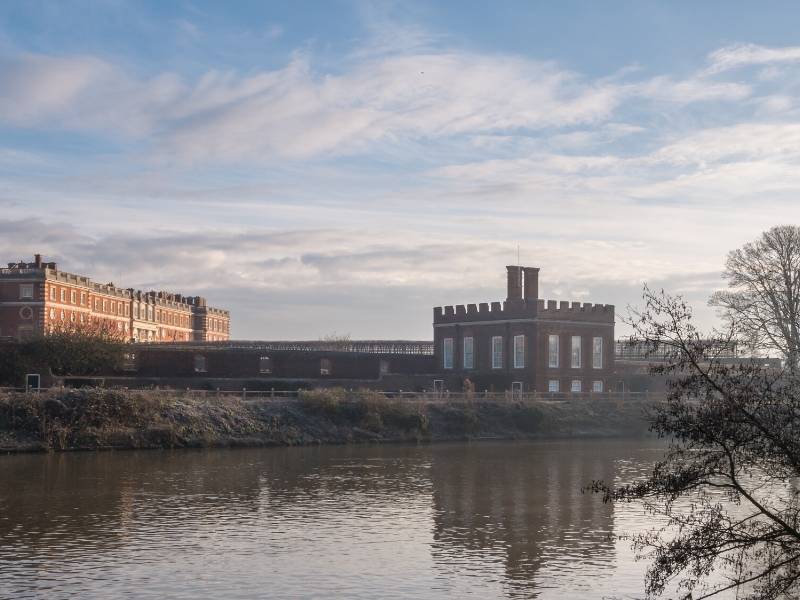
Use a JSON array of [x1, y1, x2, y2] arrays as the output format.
[[513, 335, 525, 369], [70, 290, 76, 304], [463, 336, 474, 369], [259, 356, 272, 374], [491, 336, 504, 369], [571, 379, 582, 393], [61, 289, 66, 302], [548, 379, 560, 393], [19, 283, 33, 299], [592, 380, 603, 393], [548, 334, 559, 368], [571, 336, 582, 369], [50, 287, 56, 301], [593, 337, 603, 369], [443, 337, 454, 370]]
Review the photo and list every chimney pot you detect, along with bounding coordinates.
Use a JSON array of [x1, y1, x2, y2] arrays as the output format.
[[506, 265, 523, 302], [523, 267, 540, 301]]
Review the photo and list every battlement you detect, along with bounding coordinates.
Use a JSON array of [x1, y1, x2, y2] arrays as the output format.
[[434, 298, 614, 324]]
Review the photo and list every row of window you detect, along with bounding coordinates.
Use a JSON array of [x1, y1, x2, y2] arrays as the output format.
[[442, 334, 604, 370], [547, 379, 604, 393], [18, 284, 227, 334]]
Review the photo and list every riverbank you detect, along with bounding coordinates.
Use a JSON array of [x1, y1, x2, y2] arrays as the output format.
[[0, 388, 656, 453]]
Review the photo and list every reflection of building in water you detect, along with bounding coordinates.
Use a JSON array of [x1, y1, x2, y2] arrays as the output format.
[[428, 441, 617, 594]]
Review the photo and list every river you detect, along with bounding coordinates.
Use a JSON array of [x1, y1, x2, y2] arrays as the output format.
[[0, 439, 670, 599]]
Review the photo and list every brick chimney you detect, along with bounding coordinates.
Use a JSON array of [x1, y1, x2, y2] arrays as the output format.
[[506, 265, 523, 302], [523, 267, 539, 301]]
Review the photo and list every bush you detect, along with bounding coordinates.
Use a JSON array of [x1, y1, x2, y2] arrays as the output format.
[[298, 388, 347, 415]]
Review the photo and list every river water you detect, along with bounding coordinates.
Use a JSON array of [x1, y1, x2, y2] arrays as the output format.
[[0, 439, 670, 599]]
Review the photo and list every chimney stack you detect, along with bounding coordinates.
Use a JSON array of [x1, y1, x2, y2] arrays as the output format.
[[34, 254, 42, 268], [506, 265, 523, 302], [523, 267, 540, 301]]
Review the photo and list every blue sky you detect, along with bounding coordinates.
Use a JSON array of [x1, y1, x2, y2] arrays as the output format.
[[2, 1, 800, 339]]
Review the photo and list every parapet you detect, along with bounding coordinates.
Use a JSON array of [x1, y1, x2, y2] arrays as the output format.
[[434, 298, 614, 324], [536, 299, 615, 322]]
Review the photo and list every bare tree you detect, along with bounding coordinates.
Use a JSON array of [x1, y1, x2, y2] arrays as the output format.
[[710, 225, 800, 371], [591, 287, 800, 599]]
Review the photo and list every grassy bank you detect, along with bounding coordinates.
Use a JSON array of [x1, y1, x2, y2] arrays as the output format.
[[0, 388, 655, 453]]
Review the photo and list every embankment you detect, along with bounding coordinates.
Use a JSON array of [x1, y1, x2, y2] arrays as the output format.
[[0, 388, 656, 453]]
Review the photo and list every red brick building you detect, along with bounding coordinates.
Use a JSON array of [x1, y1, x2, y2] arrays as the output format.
[[433, 266, 615, 393], [0, 254, 230, 342]]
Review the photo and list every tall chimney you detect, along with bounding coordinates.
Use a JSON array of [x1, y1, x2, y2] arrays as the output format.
[[34, 254, 42, 268], [506, 265, 523, 302], [523, 267, 540, 301]]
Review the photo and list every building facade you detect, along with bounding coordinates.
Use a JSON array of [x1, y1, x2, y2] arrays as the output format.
[[433, 266, 614, 393], [0, 254, 230, 342]]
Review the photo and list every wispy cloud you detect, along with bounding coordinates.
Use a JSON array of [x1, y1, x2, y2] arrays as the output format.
[[706, 43, 800, 74]]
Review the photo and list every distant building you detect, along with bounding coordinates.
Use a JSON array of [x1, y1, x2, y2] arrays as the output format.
[[0, 254, 230, 342], [433, 266, 615, 393]]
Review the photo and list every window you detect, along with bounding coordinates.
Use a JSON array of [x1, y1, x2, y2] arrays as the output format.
[[71, 290, 76, 304], [60, 310, 65, 321], [593, 337, 603, 369], [548, 379, 560, 393], [17, 326, 33, 341], [19, 284, 33, 299], [380, 360, 390, 375], [80, 292, 86, 306], [320, 358, 332, 375], [259, 356, 272, 374], [513, 335, 525, 368], [443, 337, 454, 369], [492, 336, 504, 369], [194, 354, 207, 373], [571, 336, 582, 368], [571, 379, 582, 393], [103, 300, 108, 312], [70, 313, 75, 323], [50, 287, 56, 301], [463, 336, 474, 369], [80, 314, 85, 324], [548, 334, 559, 368], [60, 289, 65, 302], [592, 380, 603, 393], [125, 304, 129, 317], [49, 308, 55, 320]]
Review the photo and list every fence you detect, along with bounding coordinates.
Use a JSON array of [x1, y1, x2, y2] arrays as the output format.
[[0, 386, 663, 404]]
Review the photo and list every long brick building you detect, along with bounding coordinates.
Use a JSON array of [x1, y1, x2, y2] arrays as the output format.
[[433, 265, 614, 393], [0, 254, 230, 342]]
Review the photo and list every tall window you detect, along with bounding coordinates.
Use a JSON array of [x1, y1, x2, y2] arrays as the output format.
[[60, 289, 65, 302], [548, 334, 559, 368], [194, 355, 207, 373], [259, 356, 272, 374], [571, 336, 582, 368], [548, 379, 560, 393], [70, 290, 76, 304], [50, 287, 56, 301], [492, 336, 503, 369], [593, 337, 603, 369], [320, 358, 332, 375], [80, 292, 86, 305], [463, 336, 474, 369], [513, 335, 525, 368], [19, 284, 33, 299], [571, 380, 582, 393], [443, 337, 454, 369], [592, 380, 603, 393]]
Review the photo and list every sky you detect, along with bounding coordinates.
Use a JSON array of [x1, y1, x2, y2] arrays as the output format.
[[2, 1, 800, 340]]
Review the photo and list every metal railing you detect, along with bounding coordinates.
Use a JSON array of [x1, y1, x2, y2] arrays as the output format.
[[0, 387, 663, 403]]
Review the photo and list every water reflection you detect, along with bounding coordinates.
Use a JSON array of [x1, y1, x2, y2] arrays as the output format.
[[0, 440, 664, 599]]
